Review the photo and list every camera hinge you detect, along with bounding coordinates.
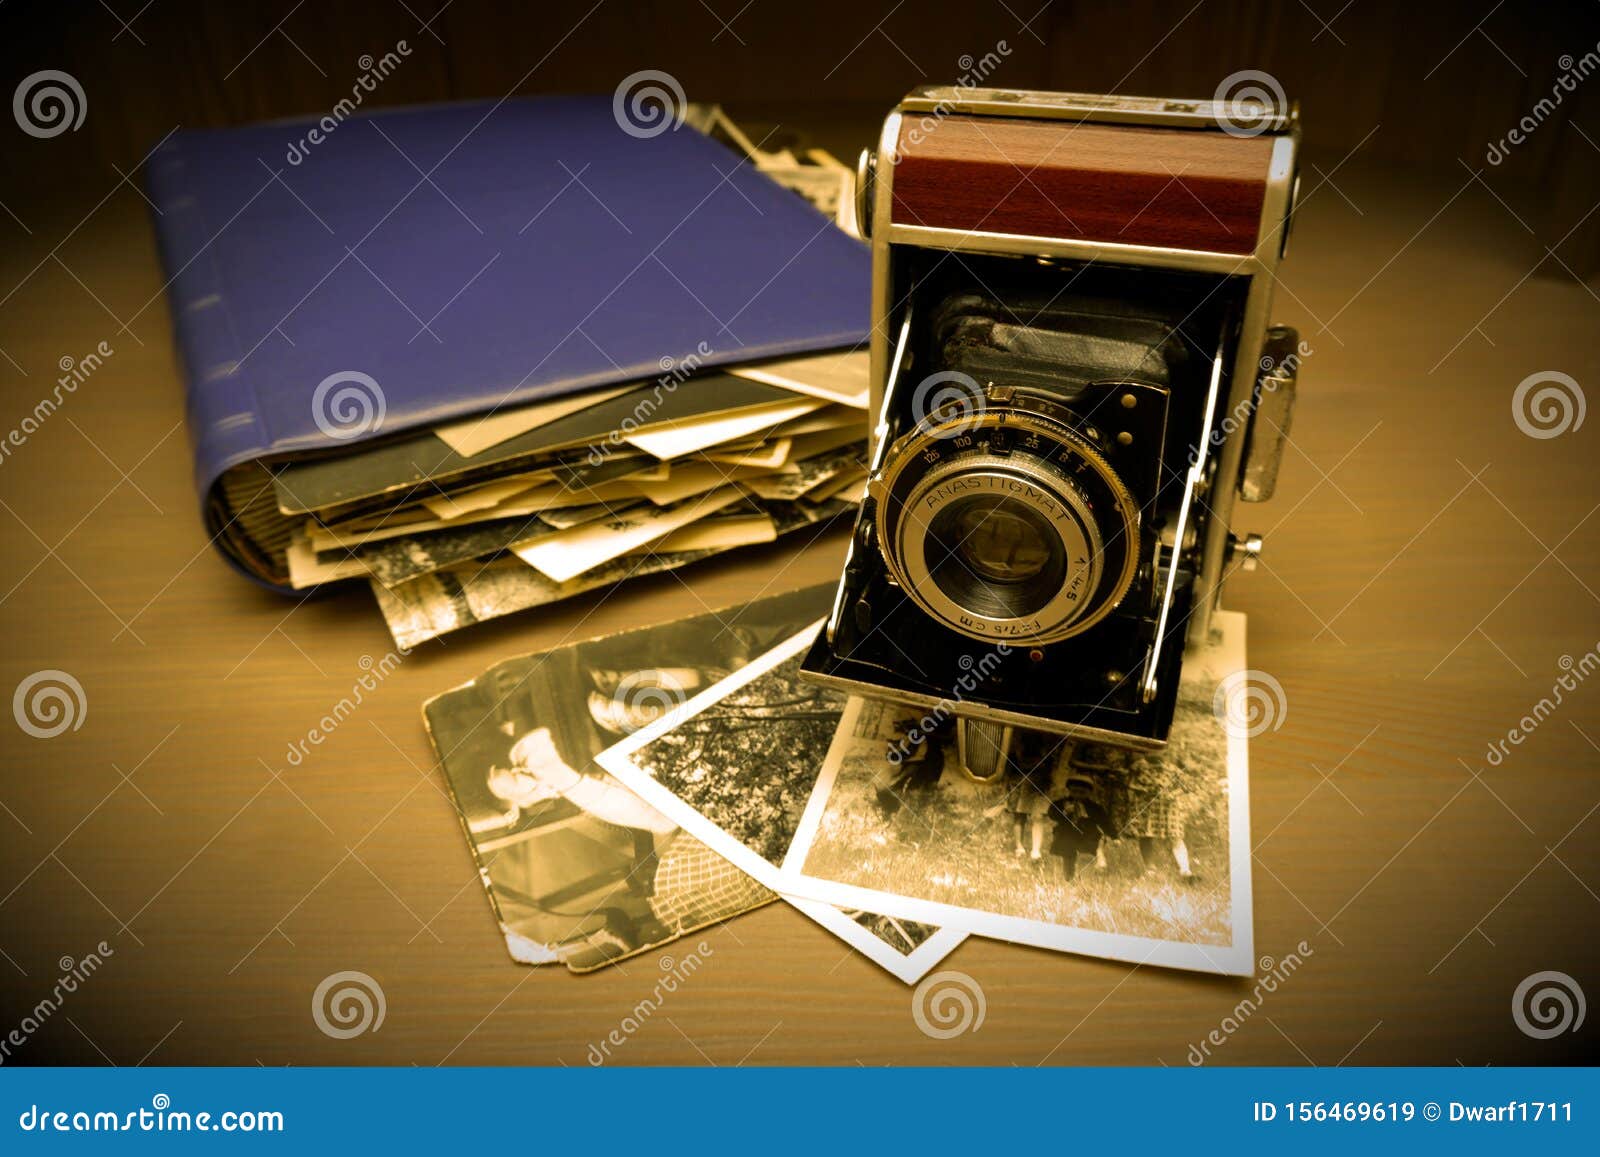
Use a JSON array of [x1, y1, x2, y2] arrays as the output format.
[[1140, 324, 1231, 704]]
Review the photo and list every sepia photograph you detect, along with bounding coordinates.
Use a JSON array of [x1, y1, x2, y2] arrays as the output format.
[[778, 613, 1254, 976], [596, 624, 969, 980], [425, 583, 964, 978], [596, 627, 840, 874], [373, 496, 857, 648]]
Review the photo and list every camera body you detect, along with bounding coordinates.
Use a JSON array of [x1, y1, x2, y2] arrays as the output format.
[[801, 87, 1302, 752]]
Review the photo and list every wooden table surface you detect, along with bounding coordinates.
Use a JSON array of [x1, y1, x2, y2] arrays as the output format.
[[0, 147, 1596, 1067]]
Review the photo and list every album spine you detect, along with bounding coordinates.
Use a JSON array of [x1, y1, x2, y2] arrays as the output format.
[[145, 137, 268, 496], [145, 136, 285, 591]]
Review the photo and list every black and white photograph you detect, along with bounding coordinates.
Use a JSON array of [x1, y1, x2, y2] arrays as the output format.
[[603, 634, 840, 865], [595, 626, 838, 874], [373, 495, 859, 648], [425, 583, 965, 978], [777, 613, 1254, 976], [596, 623, 969, 976], [378, 550, 717, 649]]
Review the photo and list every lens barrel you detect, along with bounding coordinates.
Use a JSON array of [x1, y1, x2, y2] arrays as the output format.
[[871, 392, 1141, 645]]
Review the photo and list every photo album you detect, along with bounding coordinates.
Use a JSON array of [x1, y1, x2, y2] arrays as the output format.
[[149, 97, 873, 640]]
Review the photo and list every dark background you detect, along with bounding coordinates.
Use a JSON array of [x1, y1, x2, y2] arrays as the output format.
[[2, 0, 1599, 267], [1, 0, 1597, 1067]]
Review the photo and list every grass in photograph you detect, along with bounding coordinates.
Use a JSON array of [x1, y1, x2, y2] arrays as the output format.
[[802, 690, 1233, 947]]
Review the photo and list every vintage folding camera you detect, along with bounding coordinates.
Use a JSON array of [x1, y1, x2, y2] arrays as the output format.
[[802, 86, 1302, 756]]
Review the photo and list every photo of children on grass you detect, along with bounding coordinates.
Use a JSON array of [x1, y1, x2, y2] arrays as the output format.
[[780, 613, 1252, 974]]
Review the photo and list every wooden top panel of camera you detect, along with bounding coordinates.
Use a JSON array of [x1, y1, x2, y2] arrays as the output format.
[[891, 115, 1275, 255]]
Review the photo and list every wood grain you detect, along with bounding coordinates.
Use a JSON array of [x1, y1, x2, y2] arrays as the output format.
[[0, 138, 1596, 1068], [891, 116, 1273, 252]]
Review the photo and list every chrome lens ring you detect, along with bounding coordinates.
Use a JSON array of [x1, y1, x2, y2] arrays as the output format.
[[896, 459, 1102, 640], [872, 403, 1140, 645]]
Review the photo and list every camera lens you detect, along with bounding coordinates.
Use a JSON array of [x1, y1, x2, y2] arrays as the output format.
[[945, 497, 1053, 584], [925, 494, 1068, 622], [871, 394, 1142, 645]]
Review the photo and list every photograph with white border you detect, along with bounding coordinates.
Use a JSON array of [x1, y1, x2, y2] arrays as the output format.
[[429, 587, 965, 982], [593, 622, 969, 982], [772, 612, 1255, 976]]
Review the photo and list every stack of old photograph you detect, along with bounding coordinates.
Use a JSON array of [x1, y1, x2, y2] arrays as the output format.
[[272, 348, 868, 648], [241, 107, 870, 648], [424, 583, 1255, 985]]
